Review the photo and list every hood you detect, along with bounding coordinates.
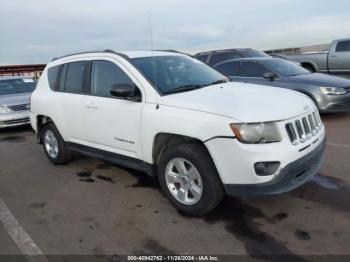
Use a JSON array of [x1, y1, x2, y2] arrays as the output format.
[[158, 82, 315, 123], [288, 73, 350, 87], [0, 93, 31, 106]]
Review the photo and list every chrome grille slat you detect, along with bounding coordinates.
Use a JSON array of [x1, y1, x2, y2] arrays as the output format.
[[285, 110, 322, 146]]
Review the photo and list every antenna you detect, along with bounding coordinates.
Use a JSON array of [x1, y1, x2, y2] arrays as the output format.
[[148, 11, 159, 109]]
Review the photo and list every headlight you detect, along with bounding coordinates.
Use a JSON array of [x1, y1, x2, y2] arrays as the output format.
[[230, 122, 281, 144], [320, 87, 346, 95], [0, 105, 11, 114]]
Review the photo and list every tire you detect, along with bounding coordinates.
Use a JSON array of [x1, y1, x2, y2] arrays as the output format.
[[158, 142, 224, 216], [41, 123, 71, 165]]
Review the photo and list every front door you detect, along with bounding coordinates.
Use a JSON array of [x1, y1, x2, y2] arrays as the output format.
[[82, 59, 144, 159]]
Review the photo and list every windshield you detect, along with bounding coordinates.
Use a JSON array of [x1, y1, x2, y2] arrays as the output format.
[[132, 55, 227, 95], [265, 59, 310, 77], [0, 79, 36, 95]]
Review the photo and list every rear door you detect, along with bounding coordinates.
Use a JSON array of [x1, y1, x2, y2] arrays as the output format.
[[328, 40, 350, 75], [56, 61, 88, 143]]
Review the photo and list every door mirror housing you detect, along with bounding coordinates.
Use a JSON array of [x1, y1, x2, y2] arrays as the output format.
[[263, 72, 278, 81], [110, 83, 141, 101]]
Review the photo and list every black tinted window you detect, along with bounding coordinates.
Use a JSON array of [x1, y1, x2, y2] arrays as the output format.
[[47, 65, 60, 90], [59, 64, 68, 91], [65, 62, 86, 93], [210, 52, 243, 65], [335, 41, 350, 52], [91, 60, 134, 98], [240, 62, 268, 77], [215, 62, 240, 76], [195, 54, 209, 63]]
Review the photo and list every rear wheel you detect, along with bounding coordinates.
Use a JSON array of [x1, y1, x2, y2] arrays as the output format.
[[158, 143, 224, 216], [41, 123, 71, 165]]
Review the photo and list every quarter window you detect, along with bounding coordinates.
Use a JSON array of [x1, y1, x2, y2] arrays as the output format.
[[65, 62, 86, 94], [240, 62, 268, 77], [47, 65, 60, 90], [91, 60, 134, 98], [335, 41, 350, 52]]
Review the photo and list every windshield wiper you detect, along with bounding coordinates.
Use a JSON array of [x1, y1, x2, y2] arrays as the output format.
[[164, 84, 205, 94], [204, 79, 229, 86]]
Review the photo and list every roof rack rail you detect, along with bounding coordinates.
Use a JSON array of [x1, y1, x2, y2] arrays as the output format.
[[154, 49, 193, 57], [51, 49, 130, 61]]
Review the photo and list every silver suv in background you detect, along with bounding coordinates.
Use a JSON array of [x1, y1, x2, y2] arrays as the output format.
[[0, 77, 36, 128]]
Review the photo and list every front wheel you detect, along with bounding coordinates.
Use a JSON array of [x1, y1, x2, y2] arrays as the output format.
[[158, 143, 224, 216]]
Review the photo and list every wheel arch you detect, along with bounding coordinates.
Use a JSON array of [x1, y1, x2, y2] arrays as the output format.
[[36, 115, 54, 143], [152, 133, 207, 167], [300, 62, 318, 72]]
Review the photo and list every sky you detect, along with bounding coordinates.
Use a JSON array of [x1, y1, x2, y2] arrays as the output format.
[[0, 0, 349, 64]]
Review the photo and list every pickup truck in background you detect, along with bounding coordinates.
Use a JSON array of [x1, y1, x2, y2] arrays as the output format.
[[285, 39, 350, 76]]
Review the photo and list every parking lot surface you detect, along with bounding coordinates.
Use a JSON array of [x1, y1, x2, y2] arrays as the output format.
[[0, 114, 350, 259]]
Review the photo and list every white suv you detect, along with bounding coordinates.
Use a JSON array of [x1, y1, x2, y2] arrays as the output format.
[[30, 50, 326, 216]]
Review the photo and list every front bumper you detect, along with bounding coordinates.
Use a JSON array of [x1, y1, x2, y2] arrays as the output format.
[[224, 137, 326, 197], [0, 111, 30, 128], [317, 93, 350, 113]]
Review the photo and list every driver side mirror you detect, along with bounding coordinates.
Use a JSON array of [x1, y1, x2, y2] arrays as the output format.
[[263, 72, 278, 81], [110, 83, 141, 102]]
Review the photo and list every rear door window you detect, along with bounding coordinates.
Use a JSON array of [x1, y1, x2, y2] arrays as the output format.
[[215, 62, 240, 76], [335, 40, 350, 52], [240, 62, 268, 77], [64, 62, 86, 94]]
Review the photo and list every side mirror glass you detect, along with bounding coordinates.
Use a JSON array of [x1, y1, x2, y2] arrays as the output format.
[[263, 72, 277, 81]]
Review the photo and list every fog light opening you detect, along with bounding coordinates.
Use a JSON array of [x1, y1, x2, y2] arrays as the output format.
[[254, 162, 281, 176]]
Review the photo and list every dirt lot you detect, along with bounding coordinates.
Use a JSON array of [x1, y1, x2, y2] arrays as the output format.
[[0, 114, 349, 260]]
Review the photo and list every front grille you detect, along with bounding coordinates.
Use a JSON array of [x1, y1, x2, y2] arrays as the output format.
[[3, 117, 30, 125], [285, 110, 322, 145], [7, 104, 30, 111]]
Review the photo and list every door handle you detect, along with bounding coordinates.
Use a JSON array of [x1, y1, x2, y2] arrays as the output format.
[[85, 103, 98, 109]]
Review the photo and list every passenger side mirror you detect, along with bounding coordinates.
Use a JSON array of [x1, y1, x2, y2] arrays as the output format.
[[110, 83, 141, 102], [263, 72, 278, 81]]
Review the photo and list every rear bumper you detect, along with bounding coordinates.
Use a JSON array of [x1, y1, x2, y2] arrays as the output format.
[[0, 111, 30, 128], [224, 137, 326, 197]]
